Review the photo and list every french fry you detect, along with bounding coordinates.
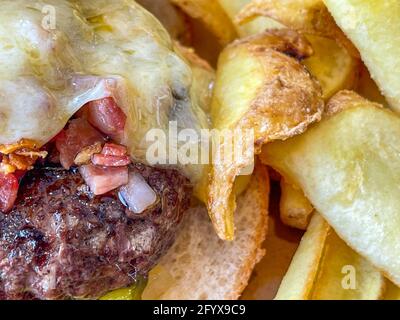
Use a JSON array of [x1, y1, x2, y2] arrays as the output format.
[[324, 0, 400, 113], [218, 0, 282, 37], [219, 1, 360, 101], [236, 0, 359, 58], [170, 0, 237, 45], [276, 213, 385, 300], [207, 30, 324, 240], [261, 91, 400, 286], [277, 93, 360, 232], [275, 213, 329, 299], [303, 35, 359, 100], [280, 180, 313, 230]]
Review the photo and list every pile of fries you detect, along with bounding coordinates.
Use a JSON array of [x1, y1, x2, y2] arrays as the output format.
[[149, 0, 400, 299]]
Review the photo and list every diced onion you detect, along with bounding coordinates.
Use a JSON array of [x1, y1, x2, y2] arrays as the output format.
[[79, 164, 128, 195], [119, 172, 157, 214]]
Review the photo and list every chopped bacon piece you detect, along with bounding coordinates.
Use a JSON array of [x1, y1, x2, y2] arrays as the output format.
[[101, 143, 128, 157], [79, 164, 128, 195], [91, 154, 131, 167], [55, 119, 105, 169], [90, 143, 131, 167], [0, 173, 19, 212], [87, 98, 126, 136]]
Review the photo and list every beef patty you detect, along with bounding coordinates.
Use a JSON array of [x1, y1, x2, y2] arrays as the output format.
[[0, 164, 191, 300]]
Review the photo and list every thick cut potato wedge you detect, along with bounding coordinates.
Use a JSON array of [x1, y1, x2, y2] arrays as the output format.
[[324, 0, 400, 112], [261, 92, 400, 285], [170, 0, 237, 45], [237, 0, 359, 58], [207, 30, 324, 240], [280, 180, 313, 230], [276, 214, 384, 300], [303, 35, 359, 100], [218, 0, 282, 37], [275, 213, 329, 299], [174, 43, 252, 204], [219, 2, 360, 101]]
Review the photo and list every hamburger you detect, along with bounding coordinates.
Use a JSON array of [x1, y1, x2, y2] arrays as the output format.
[[0, 0, 268, 300]]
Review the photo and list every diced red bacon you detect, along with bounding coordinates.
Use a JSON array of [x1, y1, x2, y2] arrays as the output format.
[[55, 119, 104, 169], [0, 173, 19, 212], [79, 164, 128, 195], [101, 143, 128, 157], [90, 143, 131, 167], [91, 154, 131, 167], [87, 98, 126, 137]]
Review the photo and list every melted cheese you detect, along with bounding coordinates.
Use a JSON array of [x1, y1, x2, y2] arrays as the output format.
[[0, 0, 209, 182]]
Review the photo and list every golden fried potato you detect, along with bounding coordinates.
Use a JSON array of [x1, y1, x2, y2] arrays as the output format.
[[208, 30, 324, 240], [277, 91, 361, 231], [280, 180, 313, 230], [323, 90, 379, 117], [218, 0, 282, 37], [237, 0, 359, 58], [219, 2, 360, 101], [324, 0, 400, 113], [275, 214, 328, 299], [276, 214, 384, 300], [261, 92, 400, 286], [170, 0, 237, 45], [303, 35, 359, 100]]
